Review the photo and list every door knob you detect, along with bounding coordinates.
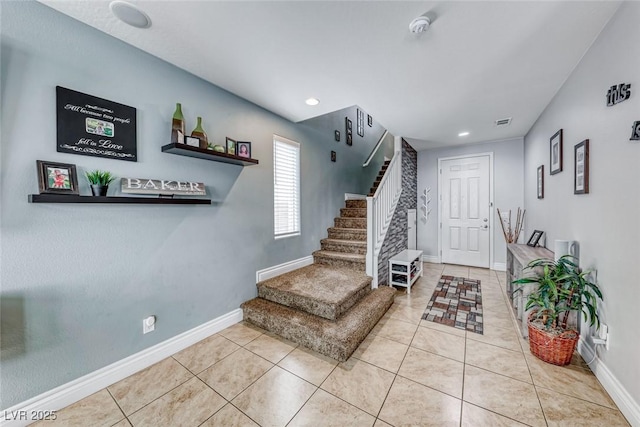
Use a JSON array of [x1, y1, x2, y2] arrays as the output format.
[[482, 225, 489, 229], [483, 218, 488, 222]]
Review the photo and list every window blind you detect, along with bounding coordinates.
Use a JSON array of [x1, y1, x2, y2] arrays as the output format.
[[273, 135, 300, 238]]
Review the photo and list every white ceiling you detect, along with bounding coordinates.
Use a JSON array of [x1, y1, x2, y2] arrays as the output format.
[[40, 1, 621, 150]]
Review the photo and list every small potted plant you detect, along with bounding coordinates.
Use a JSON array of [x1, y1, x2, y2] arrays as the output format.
[[513, 255, 603, 366], [85, 170, 115, 196]]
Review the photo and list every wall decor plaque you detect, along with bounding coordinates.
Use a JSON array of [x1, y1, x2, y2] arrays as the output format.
[[56, 86, 137, 161], [606, 83, 631, 107], [121, 178, 206, 196], [630, 121, 640, 141]]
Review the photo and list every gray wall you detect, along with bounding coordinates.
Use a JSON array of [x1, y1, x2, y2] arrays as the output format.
[[377, 140, 417, 286], [0, 2, 382, 408], [523, 2, 640, 411], [417, 138, 525, 267]]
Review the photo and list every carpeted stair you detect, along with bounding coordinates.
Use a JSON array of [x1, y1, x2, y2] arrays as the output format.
[[368, 160, 390, 196], [242, 191, 396, 361]]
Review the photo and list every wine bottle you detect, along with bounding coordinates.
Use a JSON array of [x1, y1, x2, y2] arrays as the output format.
[[171, 103, 185, 144], [191, 116, 208, 149]]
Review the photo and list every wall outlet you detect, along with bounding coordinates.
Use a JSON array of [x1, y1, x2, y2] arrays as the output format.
[[599, 323, 609, 350], [143, 315, 156, 334]]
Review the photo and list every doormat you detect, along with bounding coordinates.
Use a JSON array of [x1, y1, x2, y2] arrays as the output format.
[[422, 275, 483, 334]]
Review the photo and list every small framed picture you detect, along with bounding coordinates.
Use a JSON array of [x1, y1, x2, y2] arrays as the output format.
[[550, 129, 563, 175], [237, 141, 251, 158], [527, 230, 544, 247], [345, 117, 352, 131], [331, 150, 336, 162], [36, 160, 79, 195], [226, 137, 236, 155], [334, 130, 340, 142], [368, 114, 373, 127], [185, 136, 200, 148], [346, 133, 353, 146], [574, 139, 589, 194], [537, 165, 544, 199]]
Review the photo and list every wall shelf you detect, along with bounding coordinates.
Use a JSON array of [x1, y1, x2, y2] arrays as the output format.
[[161, 143, 259, 166], [28, 194, 211, 205]]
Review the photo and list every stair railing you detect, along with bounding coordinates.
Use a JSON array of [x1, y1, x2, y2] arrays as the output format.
[[366, 149, 402, 288], [362, 130, 389, 167]]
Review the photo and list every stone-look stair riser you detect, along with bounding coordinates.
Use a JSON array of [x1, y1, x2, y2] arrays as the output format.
[[327, 227, 366, 241], [242, 286, 396, 361], [320, 238, 367, 255], [334, 217, 367, 229], [345, 199, 367, 209], [339, 208, 367, 218], [313, 250, 366, 271]]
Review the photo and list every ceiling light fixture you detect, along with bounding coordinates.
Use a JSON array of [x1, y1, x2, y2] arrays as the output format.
[[409, 16, 431, 34], [109, 1, 152, 29], [305, 98, 320, 106], [458, 132, 470, 137]]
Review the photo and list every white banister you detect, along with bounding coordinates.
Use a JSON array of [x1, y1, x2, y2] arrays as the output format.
[[363, 130, 389, 167], [366, 149, 403, 288]]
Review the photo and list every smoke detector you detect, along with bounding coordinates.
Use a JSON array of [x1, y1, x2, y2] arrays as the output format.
[[409, 16, 431, 34]]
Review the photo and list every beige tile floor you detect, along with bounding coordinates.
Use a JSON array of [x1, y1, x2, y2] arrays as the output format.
[[34, 263, 630, 427]]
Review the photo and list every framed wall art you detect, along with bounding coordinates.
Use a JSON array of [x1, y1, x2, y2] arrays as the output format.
[[574, 139, 589, 194], [537, 165, 544, 199], [550, 129, 563, 175], [36, 160, 79, 195], [237, 141, 251, 158]]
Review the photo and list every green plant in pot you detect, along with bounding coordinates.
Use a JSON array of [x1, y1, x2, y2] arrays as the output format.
[[85, 170, 115, 196], [513, 255, 602, 366]]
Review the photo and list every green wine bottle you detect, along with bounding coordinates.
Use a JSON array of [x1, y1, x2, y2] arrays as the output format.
[[171, 103, 185, 144], [191, 116, 208, 149]]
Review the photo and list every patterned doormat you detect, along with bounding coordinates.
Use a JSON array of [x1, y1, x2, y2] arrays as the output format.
[[422, 275, 483, 334]]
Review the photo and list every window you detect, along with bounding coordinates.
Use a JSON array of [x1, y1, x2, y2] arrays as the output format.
[[273, 135, 300, 238]]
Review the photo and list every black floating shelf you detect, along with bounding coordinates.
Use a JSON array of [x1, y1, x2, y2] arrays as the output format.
[[161, 143, 259, 166], [28, 194, 211, 205]]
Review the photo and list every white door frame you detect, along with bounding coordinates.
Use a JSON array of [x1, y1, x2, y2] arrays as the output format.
[[437, 152, 494, 269]]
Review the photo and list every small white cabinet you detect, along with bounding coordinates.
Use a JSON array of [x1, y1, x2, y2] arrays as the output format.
[[389, 249, 423, 294]]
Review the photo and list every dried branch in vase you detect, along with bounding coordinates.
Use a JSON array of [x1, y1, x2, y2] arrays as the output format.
[[497, 207, 525, 243]]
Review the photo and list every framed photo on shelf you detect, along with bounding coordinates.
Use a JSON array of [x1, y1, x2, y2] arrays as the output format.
[[526, 230, 544, 247], [36, 160, 79, 195], [537, 165, 544, 199], [550, 129, 563, 175], [237, 141, 251, 158], [574, 139, 589, 194], [226, 137, 236, 155]]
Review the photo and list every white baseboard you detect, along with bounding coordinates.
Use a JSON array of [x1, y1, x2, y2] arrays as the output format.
[[256, 256, 314, 283], [492, 262, 507, 272], [1, 309, 243, 427], [344, 193, 366, 200], [578, 339, 640, 426], [422, 255, 440, 263]]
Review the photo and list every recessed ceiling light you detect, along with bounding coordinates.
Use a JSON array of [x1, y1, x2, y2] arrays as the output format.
[[458, 131, 470, 137], [305, 98, 320, 106], [409, 16, 431, 34], [109, 1, 152, 29]]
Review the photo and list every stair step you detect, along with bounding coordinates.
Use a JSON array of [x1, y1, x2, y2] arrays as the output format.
[[313, 250, 366, 271], [320, 238, 367, 254], [339, 208, 367, 218], [345, 199, 366, 209], [327, 227, 366, 241], [334, 217, 366, 229], [257, 264, 371, 320], [242, 286, 396, 361]]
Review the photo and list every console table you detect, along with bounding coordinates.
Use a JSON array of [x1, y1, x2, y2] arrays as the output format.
[[506, 244, 553, 338], [389, 249, 423, 294]]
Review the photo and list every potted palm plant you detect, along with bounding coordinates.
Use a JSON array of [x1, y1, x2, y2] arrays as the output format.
[[513, 255, 603, 366], [85, 170, 115, 196]]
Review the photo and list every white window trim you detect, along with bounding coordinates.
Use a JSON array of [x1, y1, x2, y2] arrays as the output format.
[[273, 134, 301, 239]]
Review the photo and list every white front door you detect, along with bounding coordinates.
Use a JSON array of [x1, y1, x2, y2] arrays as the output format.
[[440, 155, 491, 268]]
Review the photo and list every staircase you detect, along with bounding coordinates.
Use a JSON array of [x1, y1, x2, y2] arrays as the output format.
[[368, 160, 390, 196], [242, 198, 396, 362]]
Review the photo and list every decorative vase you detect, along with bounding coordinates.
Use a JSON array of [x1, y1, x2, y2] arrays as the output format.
[[171, 103, 185, 144], [191, 116, 208, 149], [90, 185, 108, 197]]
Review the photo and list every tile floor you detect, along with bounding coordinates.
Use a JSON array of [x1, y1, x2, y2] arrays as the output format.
[[33, 263, 630, 426]]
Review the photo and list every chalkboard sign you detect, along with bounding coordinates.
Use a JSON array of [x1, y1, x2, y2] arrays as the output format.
[[56, 86, 137, 161]]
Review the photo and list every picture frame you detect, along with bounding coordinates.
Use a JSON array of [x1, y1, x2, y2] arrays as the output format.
[[537, 165, 544, 199], [526, 230, 544, 247], [237, 141, 251, 158], [368, 114, 373, 127], [357, 108, 364, 137], [36, 160, 79, 195], [331, 150, 336, 162], [334, 130, 340, 142], [185, 136, 200, 148], [346, 133, 353, 146], [226, 137, 236, 156], [550, 129, 563, 175], [574, 139, 589, 194]]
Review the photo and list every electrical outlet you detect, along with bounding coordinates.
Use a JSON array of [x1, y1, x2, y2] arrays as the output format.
[[143, 315, 156, 334], [598, 323, 609, 350]]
